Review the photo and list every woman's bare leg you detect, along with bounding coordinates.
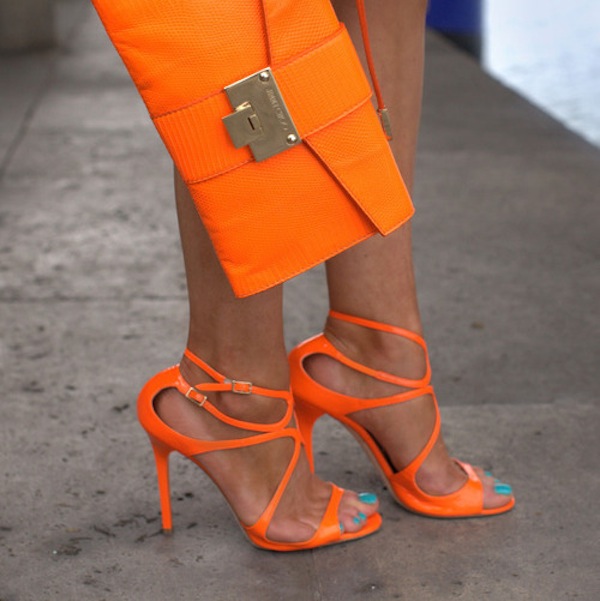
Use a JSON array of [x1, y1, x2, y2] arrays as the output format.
[[314, 0, 512, 509], [154, 170, 379, 542]]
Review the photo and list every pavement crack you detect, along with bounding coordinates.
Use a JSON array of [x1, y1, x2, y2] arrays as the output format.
[[310, 552, 324, 601]]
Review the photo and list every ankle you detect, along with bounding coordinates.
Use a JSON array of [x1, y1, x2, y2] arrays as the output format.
[[182, 343, 289, 391], [324, 315, 427, 380], [179, 353, 291, 425]]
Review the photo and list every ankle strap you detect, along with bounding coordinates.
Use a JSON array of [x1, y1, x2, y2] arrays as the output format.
[[327, 310, 431, 389], [183, 348, 288, 398], [329, 310, 426, 347], [178, 348, 294, 433]]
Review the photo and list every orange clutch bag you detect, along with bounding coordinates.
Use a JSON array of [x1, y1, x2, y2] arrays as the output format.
[[91, 0, 413, 297]]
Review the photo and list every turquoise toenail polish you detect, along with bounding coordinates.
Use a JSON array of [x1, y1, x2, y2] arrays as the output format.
[[358, 512, 367, 521], [353, 516, 362, 525], [484, 471, 493, 478], [358, 492, 378, 504], [339, 521, 345, 533], [494, 482, 512, 495]]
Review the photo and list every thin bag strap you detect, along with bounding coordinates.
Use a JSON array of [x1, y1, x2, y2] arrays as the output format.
[[355, 0, 393, 139]]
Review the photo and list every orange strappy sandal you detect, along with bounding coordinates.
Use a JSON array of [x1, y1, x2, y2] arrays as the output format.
[[289, 311, 515, 518], [137, 348, 382, 551]]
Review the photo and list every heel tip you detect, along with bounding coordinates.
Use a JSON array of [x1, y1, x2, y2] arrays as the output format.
[[162, 528, 173, 536]]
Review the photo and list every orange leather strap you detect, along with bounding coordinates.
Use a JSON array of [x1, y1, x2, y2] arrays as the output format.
[[179, 348, 295, 433], [153, 25, 371, 184], [355, 0, 385, 110]]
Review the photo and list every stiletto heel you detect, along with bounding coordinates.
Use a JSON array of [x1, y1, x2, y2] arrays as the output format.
[[289, 310, 515, 518], [137, 349, 381, 550], [293, 400, 324, 471], [149, 437, 174, 533]]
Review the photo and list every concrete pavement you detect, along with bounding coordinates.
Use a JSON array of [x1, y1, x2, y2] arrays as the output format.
[[1, 1, 599, 599]]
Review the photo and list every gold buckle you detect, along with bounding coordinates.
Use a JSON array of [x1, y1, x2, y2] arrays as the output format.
[[224, 378, 253, 395], [222, 67, 301, 162], [185, 387, 207, 407]]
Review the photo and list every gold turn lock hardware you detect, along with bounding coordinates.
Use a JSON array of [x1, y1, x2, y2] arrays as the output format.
[[222, 67, 301, 162], [222, 102, 264, 148]]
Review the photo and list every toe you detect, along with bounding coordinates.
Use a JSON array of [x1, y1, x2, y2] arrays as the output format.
[[338, 506, 368, 533], [349, 490, 380, 516], [476, 467, 514, 509], [338, 490, 380, 533]]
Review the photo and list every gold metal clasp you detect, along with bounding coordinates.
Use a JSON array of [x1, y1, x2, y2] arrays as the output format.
[[222, 68, 301, 162], [224, 378, 253, 395], [378, 108, 393, 140], [185, 387, 207, 408]]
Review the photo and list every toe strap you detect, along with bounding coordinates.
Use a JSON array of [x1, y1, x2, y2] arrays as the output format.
[[311, 484, 347, 544], [310, 484, 382, 545], [299, 484, 382, 547], [390, 459, 485, 518], [451, 459, 486, 514], [244, 484, 380, 551]]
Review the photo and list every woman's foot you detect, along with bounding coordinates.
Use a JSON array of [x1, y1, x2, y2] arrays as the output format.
[[153, 353, 380, 543], [300, 315, 513, 511]]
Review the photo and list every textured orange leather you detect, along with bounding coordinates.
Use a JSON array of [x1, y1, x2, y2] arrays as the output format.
[[153, 27, 373, 183], [289, 311, 516, 518], [92, 0, 414, 297]]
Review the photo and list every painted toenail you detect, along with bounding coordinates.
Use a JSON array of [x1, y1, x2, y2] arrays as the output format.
[[339, 521, 345, 533], [358, 492, 378, 504], [484, 471, 493, 478], [352, 516, 362, 525], [358, 512, 367, 522], [494, 482, 512, 495]]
